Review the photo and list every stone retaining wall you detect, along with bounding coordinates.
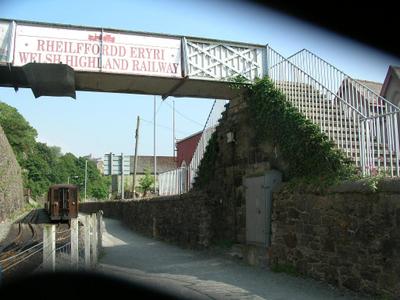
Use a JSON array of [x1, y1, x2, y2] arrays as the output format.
[[270, 179, 400, 298], [79, 191, 214, 248], [81, 92, 400, 298], [0, 125, 24, 223]]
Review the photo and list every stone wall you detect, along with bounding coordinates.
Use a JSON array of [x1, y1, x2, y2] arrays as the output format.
[[194, 94, 400, 297], [270, 179, 400, 298], [0, 125, 24, 222], [79, 191, 215, 248], [199, 94, 290, 245], [80, 93, 400, 297]]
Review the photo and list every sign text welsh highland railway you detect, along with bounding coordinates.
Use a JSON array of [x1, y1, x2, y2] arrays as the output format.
[[0, 19, 265, 99]]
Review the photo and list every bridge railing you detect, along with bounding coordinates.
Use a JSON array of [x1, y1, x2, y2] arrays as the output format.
[[188, 99, 227, 188], [184, 38, 265, 82], [158, 99, 227, 196], [286, 49, 400, 117], [266, 46, 400, 176]]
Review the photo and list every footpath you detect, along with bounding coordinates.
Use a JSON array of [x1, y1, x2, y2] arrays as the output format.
[[97, 218, 369, 300]]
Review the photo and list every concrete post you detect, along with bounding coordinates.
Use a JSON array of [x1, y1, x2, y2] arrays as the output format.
[[43, 224, 56, 271], [70, 218, 79, 269], [96, 210, 103, 254], [84, 215, 91, 269], [91, 213, 98, 266]]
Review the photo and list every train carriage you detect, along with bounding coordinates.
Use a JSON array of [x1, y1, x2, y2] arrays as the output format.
[[46, 184, 79, 221]]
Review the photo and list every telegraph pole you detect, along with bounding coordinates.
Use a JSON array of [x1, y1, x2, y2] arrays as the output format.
[[132, 116, 140, 199], [153, 95, 157, 194]]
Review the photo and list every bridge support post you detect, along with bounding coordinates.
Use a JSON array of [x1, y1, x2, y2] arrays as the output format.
[[91, 213, 98, 266], [43, 224, 56, 271], [70, 218, 79, 269], [84, 215, 91, 268]]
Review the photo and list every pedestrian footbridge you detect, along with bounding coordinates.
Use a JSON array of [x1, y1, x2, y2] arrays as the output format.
[[0, 19, 265, 99], [0, 18, 399, 184]]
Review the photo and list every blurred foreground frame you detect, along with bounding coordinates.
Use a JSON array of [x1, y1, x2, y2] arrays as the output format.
[[0, 270, 185, 299]]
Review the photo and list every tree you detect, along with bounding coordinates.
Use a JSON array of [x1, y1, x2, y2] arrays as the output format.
[[0, 102, 37, 163], [77, 158, 109, 200], [0, 101, 111, 200], [138, 168, 154, 197]]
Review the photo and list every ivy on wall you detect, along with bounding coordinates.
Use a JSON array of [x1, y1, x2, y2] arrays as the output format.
[[247, 77, 355, 181], [193, 76, 356, 189]]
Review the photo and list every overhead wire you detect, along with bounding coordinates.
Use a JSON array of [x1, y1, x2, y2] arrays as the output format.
[[163, 100, 204, 127], [140, 118, 192, 136]]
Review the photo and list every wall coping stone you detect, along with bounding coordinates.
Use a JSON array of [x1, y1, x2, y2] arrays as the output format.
[[329, 177, 400, 194], [271, 178, 400, 195]]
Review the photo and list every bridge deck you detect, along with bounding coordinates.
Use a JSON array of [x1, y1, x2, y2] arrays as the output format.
[[0, 18, 264, 100], [0, 65, 237, 99]]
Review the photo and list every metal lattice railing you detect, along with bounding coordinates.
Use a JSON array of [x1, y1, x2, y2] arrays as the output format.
[[267, 46, 400, 176], [185, 38, 265, 81]]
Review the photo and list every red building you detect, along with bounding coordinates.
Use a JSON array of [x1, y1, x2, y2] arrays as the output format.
[[176, 131, 202, 167]]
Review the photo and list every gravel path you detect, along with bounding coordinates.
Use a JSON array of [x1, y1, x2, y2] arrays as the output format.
[[97, 218, 370, 300]]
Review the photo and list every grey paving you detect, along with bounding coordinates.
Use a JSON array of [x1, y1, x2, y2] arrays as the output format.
[[97, 218, 370, 300]]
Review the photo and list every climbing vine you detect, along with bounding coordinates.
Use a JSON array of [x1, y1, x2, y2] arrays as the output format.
[[246, 76, 356, 182], [193, 76, 356, 190]]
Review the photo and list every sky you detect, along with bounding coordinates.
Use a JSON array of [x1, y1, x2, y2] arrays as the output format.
[[1, 0, 400, 159]]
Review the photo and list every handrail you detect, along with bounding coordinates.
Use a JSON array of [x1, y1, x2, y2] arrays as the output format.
[[287, 49, 400, 112], [188, 99, 227, 187], [267, 46, 400, 176], [158, 99, 227, 195], [266, 46, 366, 117]]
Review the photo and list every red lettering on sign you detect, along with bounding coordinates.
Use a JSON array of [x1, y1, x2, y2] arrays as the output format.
[[37, 40, 45, 51]]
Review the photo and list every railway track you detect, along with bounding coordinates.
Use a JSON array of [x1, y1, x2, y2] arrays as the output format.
[[0, 209, 71, 278], [0, 209, 41, 272]]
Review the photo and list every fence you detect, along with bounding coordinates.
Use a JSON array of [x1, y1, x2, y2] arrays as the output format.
[[285, 48, 400, 176], [266, 46, 400, 176], [158, 167, 188, 196], [158, 99, 227, 195], [160, 45, 400, 184], [41, 212, 103, 271], [0, 212, 102, 281]]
